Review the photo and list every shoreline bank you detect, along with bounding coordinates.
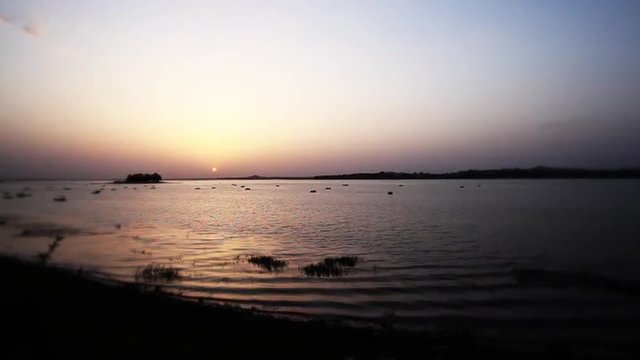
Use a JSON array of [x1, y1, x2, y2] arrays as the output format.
[[1, 255, 515, 359]]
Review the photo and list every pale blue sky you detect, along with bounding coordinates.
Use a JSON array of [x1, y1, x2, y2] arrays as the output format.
[[1, 0, 640, 178]]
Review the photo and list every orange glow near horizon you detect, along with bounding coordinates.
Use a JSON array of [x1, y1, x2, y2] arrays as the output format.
[[2, 1, 640, 179]]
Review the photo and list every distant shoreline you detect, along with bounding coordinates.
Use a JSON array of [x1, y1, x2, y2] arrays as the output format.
[[2, 166, 640, 182], [199, 166, 640, 181]]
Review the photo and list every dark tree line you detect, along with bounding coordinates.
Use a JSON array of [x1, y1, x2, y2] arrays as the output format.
[[314, 167, 640, 180], [124, 172, 162, 183]]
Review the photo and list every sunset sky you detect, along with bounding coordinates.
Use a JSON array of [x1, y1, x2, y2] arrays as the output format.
[[1, 0, 640, 179]]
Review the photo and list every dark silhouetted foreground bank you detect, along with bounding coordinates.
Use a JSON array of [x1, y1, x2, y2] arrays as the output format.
[[1, 255, 637, 359]]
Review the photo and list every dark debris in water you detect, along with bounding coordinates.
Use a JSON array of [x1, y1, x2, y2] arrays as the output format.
[[247, 255, 288, 272], [302, 256, 359, 277], [18, 223, 81, 238], [135, 264, 181, 282]]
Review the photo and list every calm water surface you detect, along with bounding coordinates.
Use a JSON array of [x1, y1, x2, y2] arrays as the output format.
[[1, 179, 640, 337]]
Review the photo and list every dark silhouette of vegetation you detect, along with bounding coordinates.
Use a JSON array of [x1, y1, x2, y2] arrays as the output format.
[[302, 256, 359, 277], [118, 172, 163, 183], [135, 264, 181, 282], [36, 235, 64, 265], [19, 223, 80, 238], [247, 255, 288, 272], [314, 166, 640, 180]]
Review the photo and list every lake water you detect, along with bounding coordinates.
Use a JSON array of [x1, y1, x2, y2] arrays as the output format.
[[1, 179, 640, 343]]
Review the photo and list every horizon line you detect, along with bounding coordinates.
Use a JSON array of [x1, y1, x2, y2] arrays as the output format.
[[2, 165, 640, 182]]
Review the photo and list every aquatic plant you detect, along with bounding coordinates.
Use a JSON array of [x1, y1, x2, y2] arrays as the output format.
[[327, 256, 359, 267], [135, 264, 181, 282], [247, 255, 288, 272], [301, 256, 359, 277], [36, 235, 65, 265]]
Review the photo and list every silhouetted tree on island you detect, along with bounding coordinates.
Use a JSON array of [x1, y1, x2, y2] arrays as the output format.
[[122, 173, 162, 183]]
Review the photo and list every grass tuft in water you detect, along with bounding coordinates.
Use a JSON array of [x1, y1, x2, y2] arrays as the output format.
[[36, 235, 65, 265], [301, 256, 359, 277], [135, 264, 181, 282], [247, 255, 288, 272]]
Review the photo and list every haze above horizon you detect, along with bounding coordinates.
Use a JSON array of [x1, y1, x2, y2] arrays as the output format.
[[2, 0, 640, 179]]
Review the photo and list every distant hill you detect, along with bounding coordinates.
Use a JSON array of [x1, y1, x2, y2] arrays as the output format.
[[313, 167, 640, 180]]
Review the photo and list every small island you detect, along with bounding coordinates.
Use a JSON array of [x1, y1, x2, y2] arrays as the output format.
[[115, 173, 163, 184]]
